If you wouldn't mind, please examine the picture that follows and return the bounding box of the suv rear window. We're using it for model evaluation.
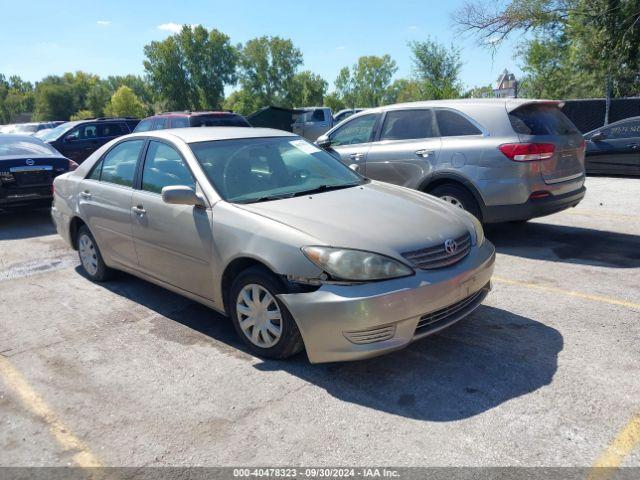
[509,104,579,136]
[190,114,250,127]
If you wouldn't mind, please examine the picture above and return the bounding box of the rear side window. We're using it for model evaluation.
[436,110,482,136]
[98,123,127,137]
[97,140,144,187]
[509,104,579,136]
[134,118,154,132]
[189,114,250,127]
[600,120,640,139]
[171,117,190,128]
[380,110,434,141]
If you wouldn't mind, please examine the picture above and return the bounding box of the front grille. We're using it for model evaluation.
[414,284,489,335]
[401,232,471,270]
[343,325,396,345]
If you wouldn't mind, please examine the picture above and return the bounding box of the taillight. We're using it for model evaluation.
[499,143,555,161]
[68,159,79,171]
[577,139,586,159]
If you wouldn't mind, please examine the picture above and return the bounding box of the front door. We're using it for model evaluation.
[587,120,640,175]
[77,139,145,268]
[365,109,441,187]
[327,113,379,175]
[131,140,215,300]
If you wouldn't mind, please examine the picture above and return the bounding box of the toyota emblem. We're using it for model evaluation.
[26,159,35,166]
[444,239,458,255]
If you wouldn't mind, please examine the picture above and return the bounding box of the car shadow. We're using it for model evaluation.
[87,268,562,422]
[485,222,640,268]
[0,208,56,240]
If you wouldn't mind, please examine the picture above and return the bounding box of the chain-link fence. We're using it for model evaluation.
[561,98,640,133]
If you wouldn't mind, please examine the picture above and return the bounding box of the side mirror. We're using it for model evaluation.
[590,131,607,142]
[316,135,332,149]
[64,134,77,142]
[161,185,206,207]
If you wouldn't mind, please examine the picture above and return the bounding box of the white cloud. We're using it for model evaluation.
[157,22,200,34]
[97,20,111,27]
[408,25,418,30]
[336,46,346,50]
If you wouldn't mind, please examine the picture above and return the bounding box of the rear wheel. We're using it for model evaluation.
[430,183,482,220]
[229,267,304,360]
[77,225,113,282]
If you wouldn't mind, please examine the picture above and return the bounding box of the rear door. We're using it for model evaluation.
[326,113,380,173]
[77,139,145,269]
[509,103,585,184]
[131,140,214,300]
[365,109,441,187]
[586,120,640,175]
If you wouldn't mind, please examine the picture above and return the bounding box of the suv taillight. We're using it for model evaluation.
[499,143,555,161]
[68,159,79,171]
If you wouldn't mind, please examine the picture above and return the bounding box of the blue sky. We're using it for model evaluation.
[0,0,522,91]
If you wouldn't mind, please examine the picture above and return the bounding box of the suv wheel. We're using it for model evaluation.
[229,267,305,360]
[430,184,481,220]
[77,225,113,282]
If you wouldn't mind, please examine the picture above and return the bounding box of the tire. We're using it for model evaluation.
[430,183,482,220]
[228,266,304,360]
[77,225,114,282]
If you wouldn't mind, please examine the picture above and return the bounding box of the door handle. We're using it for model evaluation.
[132,205,146,215]
[349,153,365,161]
[626,143,639,149]
[415,149,435,158]
[80,190,91,199]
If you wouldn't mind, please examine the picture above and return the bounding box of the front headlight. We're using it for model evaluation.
[302,246,414,282]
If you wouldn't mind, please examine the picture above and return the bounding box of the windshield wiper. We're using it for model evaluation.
[290,183,360,197]
[235,193,296,204]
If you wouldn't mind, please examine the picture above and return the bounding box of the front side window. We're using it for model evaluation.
[189,136,364,203]
[380,110,434,141]
[330,114,377,146]
[142,141,195,194]
[436,110,482,136]
[97,140,144,187]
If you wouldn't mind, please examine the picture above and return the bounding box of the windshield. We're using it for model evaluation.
[39,122,74,142]
[0,137,61,156]
[15,124,38,133]
[189,136,364,203]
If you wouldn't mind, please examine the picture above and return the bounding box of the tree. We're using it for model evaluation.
[104,86,147,118]
[0,74,35,123]
[332,55,398,108]
[144,25,238,111]
[453,0,640,122]
[287,71,327,107]
[409,39,463,99]
[236,36,304,112]
[34,82,76,120]
[70,110,95,121]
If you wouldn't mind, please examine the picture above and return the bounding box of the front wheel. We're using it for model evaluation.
[430,184,482,220]
[228,267,305,360]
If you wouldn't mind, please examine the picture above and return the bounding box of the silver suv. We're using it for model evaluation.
[317,99,586,223]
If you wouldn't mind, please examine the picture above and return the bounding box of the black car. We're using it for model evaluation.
[133,111,250,132]
[40,117,140,164]
[584,116,640,176]
[0,135,77,210]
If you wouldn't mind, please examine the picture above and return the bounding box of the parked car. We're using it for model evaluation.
[0,124,16,134]
[13,122,57,135]
[40,117,140,164]
[133,111,251,133]
[292,107,334,141]
[317,99,587,223]
[333,108,365,124]
[51,127,494,363]
[584,116,640,176]
[0,135,77,210]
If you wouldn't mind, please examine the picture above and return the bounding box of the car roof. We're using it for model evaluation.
[128,127,295,143]
[583,115,640,136]
[361,98,562,114]
[0,134,45,143]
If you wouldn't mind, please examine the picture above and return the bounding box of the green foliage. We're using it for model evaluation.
[0,74,35,123]
[236,36,304,112]
[331,55,398,108]
[34,82,77,121]
[409,38,463,99]
[70,109,95,121]
[287,71,328,107]
[104,86,147,118]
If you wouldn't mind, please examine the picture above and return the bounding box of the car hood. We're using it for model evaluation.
[233,181,473,260]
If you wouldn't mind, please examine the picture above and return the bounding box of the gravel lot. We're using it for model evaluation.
[0,176,638,468]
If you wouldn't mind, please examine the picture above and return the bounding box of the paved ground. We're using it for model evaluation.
[0,176,638,468]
